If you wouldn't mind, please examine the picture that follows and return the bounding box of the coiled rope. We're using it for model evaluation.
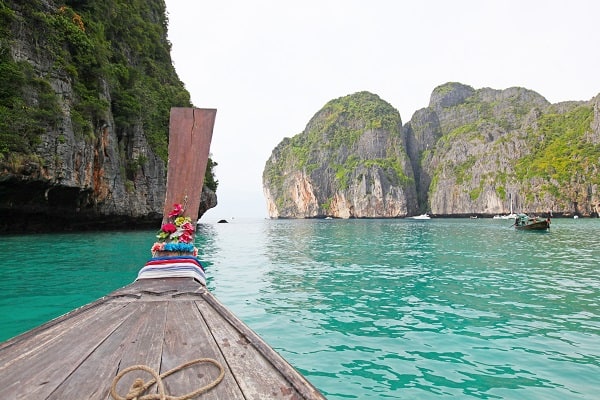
[110,358,225,400]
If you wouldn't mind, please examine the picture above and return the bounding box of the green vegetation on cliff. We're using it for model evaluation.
[310,92,410,189]
[265,84,599,218]
[264,92,410,189]
[263,91,416,217]
[0,0,189,159]
[0,0,217,190]
[515,105,598,200]
[0,55,62,153]
[424,84,599,214]
[307,91,401,147]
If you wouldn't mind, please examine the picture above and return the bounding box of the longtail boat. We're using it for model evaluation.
[0,108,326,399]
[514,213,551,231]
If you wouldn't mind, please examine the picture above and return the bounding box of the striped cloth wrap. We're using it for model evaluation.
[137,255,206,285]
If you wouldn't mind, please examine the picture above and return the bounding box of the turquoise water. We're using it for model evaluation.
[1,218,599,399]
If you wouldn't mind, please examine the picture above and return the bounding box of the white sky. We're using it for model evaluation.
[164,0,600,219]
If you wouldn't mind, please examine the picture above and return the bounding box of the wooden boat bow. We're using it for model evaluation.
[0,108,326,399]
[0,277,324,399]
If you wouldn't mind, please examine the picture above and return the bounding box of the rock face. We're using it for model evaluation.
[0,1,216,232]
[411,83,600,216]
[264,83,600,218]
[263,92,418,218]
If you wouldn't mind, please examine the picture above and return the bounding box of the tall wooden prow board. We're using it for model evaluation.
[163,107,216,224]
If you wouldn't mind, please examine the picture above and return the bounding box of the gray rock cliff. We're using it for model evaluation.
[409,82,600,216]
[263,92,418,218]
[264,83,600,218]
[0,0,216,232]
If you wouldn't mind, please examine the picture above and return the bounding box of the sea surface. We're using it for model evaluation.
[1,218,598,399]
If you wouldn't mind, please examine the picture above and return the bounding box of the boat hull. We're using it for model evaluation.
[409,214,431,220]
[515,220,550,231]
[0,278,325,399]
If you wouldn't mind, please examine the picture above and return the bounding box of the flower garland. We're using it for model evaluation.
[152,203,198,256]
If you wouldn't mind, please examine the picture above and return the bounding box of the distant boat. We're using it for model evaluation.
[514,214,551,231]
[493,194,517,219]
[410,213,431,220]
[493,213,517,220]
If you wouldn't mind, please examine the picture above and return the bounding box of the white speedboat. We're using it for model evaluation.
[493,213,517,220]
[410,213,431,220]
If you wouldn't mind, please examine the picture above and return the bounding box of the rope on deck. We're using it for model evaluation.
[110,358,225,400]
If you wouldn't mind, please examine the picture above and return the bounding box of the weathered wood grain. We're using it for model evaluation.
[1,302,133,399]
[0,278,326,400]
[198,290,325,400]
[163,108,216,223]
[48,302,160,399]
[160,299,242,399]
[107,301,169,399]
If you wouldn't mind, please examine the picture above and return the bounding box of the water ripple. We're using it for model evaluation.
[3,218,598,399]
[205,218,600,399]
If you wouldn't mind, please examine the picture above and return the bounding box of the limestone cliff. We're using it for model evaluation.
[408,82,600,216]
[264,83,600,218]
[263,92,418,218]
[0,0,217,232]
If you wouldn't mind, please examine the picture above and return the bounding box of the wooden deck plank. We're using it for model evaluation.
[0,278,326,400]
[1,302,134,399]
[108,299,170,399]
[0,298,118,357]
[47,301,161,400]
[195,298,291,399]
[160,299,243,399]
[196,292,325,399]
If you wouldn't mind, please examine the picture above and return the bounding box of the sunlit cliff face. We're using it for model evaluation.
[263,168,412,219]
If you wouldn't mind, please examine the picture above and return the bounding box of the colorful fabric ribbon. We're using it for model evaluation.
[137,256,206,285]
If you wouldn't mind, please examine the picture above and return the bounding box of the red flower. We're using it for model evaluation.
[151,242,165,252]
[181,221,194,233]
[168,203,183,218]
[162,223,177,234]
[180,231,193,243]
